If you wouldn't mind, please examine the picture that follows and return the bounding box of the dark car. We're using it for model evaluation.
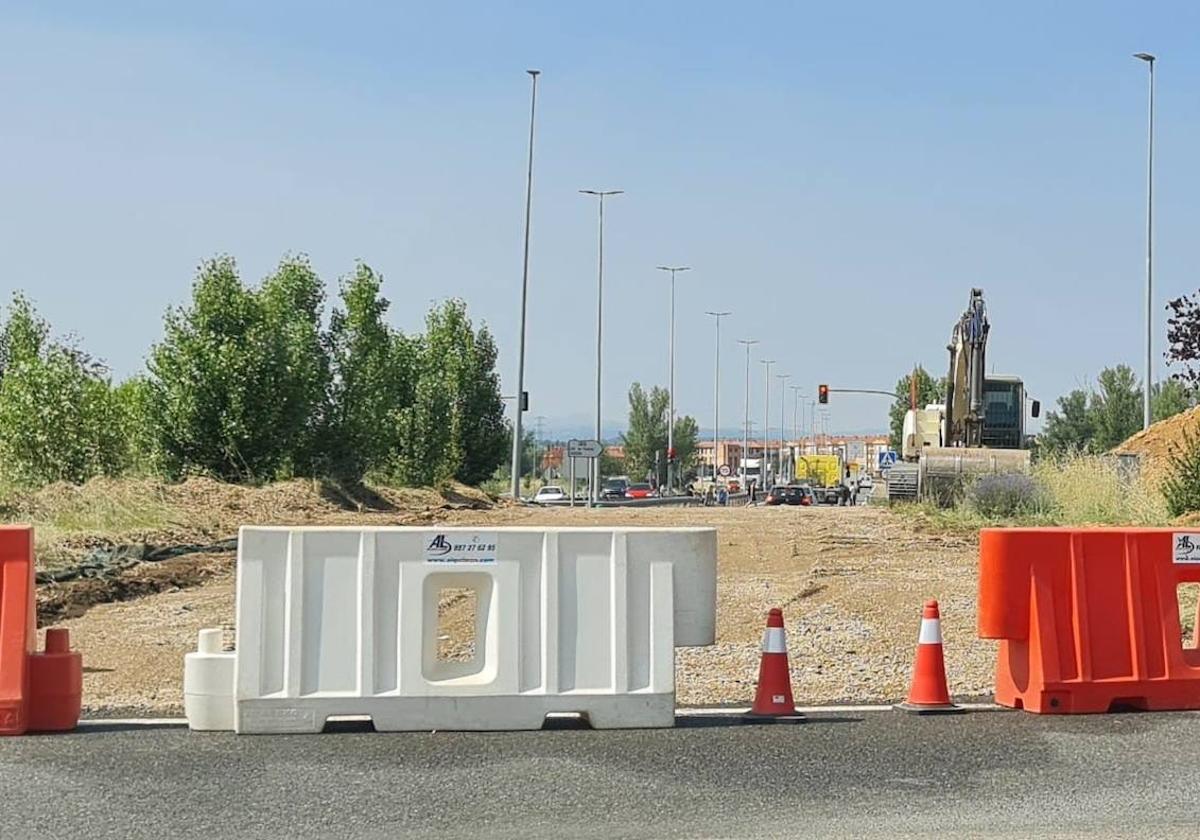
[765,485,812,506]
[601,478,630,500]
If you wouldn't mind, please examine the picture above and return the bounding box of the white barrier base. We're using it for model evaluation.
[235,693,673,733]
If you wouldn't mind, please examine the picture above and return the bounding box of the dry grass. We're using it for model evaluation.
[1,476,498,571]
[900,452,1169,532]
[1031,452,1168,526]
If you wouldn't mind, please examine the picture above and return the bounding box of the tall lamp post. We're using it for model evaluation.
[658,266,691,493]
[580,189,624,504]
[761,359,775,486]
[705,311,731,479]
[790,385,805,480]
[738,339,758,487]
[776,373,790,482]
[1134,52,1156,430]
[510,69,540,500]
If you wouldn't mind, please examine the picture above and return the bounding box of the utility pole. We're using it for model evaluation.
[790,385,804,481]
[738,339,758,488]
[580,189,623,505]
[776,373,790,483]
[510,69,540,501]
[1134,52,1156,430]
[658,266,690,493]
[761,359,775,487]
[705,311,731,479]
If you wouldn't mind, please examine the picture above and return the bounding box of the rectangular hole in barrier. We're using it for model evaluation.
[437,587,478,663]
[1178,584,1200,648]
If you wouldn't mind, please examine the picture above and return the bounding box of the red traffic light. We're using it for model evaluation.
[818,384,829,404]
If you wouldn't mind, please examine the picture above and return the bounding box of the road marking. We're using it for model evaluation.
[675,702,1003,716]
[78,718,188,727]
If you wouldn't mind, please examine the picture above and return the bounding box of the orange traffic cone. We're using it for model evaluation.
[748,607,801,718]
[896,599,962,714]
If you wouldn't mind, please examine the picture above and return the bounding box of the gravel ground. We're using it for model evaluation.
[54,501,990,716]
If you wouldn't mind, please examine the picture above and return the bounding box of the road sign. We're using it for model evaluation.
[567,439,603,459]
[718,464,732,477]
[878,450,898,469]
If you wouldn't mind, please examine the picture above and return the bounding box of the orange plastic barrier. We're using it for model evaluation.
[0,526,36,735]
[0,526,82,734]
[979,528,1200,714]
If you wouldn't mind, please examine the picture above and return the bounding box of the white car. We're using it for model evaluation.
[533,485,567,503]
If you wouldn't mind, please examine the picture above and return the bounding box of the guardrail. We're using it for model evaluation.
[531,495,702,508]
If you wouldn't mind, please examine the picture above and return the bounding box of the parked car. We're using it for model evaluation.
[624,484,655,499]
[533,485,567,503]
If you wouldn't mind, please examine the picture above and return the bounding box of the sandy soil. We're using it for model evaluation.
[54,500,992,716]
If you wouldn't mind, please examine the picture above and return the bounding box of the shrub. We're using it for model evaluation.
[967,473,1046,518]
[1162,428,1200,518]
[0,294,126,485]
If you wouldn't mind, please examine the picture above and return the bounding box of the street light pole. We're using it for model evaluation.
[580,189,624,505]
[790,385,804,480]
[776,373,790,483]
[738,339,758,488]
[510,69,540,501]
[810,399,816,455]
[705,311,731,479]
[761,359,775,486]
[658,266,691,493]
[1134,52,1156,430]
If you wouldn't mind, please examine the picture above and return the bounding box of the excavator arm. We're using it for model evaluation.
[943,288,989,448]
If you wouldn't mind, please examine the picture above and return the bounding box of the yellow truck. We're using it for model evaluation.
[794,454,843,489]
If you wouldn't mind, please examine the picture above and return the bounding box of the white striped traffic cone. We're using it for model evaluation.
[749,607,798,716]
[895,599,962,714]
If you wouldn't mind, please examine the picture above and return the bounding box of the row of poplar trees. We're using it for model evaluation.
[0,255,507,488]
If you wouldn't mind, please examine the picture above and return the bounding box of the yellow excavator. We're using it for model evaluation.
[888,289,1040,502]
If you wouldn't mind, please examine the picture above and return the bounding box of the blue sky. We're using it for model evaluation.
[2,1,1198,438]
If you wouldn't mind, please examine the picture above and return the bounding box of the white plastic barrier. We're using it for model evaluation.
[184,526,716,733]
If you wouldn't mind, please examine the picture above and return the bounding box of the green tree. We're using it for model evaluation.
[672,415,700,481]
[427,300,506,486]
[147,255,323,481]
[598,446,625,480]
[1040,389,1096,454]
[888,367,946,450]
[111,376,161,475]
[1153,378,1194,423]
[325,264,413,480]
[259,256,331,475]
[620,383,670,484]
[389,300,496,488]
[0,294,126,485]
[1090,364,1143,451]
[499,425,538,481]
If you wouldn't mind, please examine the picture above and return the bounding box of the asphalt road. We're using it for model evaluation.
[3,709,1199,839]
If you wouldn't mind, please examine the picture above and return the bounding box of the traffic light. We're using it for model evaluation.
[818,384,829,404]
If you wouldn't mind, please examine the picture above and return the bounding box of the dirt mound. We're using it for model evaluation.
[1113,405,1200,488]
[10,476,498,623]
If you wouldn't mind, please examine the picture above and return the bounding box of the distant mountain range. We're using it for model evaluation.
[532,420,888,443]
